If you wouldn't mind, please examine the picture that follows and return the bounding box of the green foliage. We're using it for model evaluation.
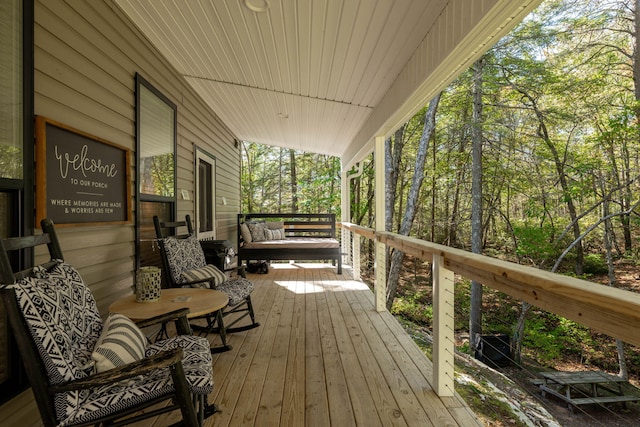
[523,315,592,362]
[391,292,433,325]
[241,142,341,215]
[0,144,22,179]
[512,225,558,263]
[454,281,471,331]
[582,253,609,275]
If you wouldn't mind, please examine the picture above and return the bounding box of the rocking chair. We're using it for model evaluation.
[153,215,260,347]
[0,218,216,427]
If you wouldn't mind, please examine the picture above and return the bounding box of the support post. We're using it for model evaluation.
[340,166,350,266]
[432,253,455,396]
[374,136,386,312]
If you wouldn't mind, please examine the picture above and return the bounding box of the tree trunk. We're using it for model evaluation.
[431,135,437,241]
[512,302,532,365]
[242,142,253,212]
[623,0,639,252]
[386,93,442,310]
[602,174,628,379]
[289,149,298,213]
[385,127,405,233]
[520,89,584,275]
[469,57,484,351]
[278,148,283,213]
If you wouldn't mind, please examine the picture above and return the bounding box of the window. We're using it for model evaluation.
[0,0,33,403]
[138,82,175,197]
[0,0,23,180]
[195,147,216,239]
[135,75,176,272]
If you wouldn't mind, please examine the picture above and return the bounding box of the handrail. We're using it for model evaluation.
[340,222,640,351]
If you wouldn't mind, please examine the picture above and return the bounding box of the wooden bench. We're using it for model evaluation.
[238,213,342,274]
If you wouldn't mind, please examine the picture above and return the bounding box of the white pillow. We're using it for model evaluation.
[91,314,147,373]
[264,228,286,240]
[272,228,286,239]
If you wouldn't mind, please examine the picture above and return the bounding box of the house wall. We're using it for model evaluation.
[0,1,240,421]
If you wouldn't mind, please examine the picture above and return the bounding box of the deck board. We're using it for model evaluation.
[200,263,482,427]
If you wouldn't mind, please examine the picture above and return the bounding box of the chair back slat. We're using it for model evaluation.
[0,219,73,426]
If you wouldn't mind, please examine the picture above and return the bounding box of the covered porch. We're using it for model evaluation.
[0,263,480,426]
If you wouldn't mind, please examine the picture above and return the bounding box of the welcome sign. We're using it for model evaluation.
[36,116,132,226]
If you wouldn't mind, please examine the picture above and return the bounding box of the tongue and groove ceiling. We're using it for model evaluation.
[116,0,541,165]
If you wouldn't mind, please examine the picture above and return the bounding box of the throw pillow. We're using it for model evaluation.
[240,222,252,243]
[181,264,227,288]
[265,221,284,230]
[264,228,286,240]
[247,222,267,242]
[162,235,208,284]
[91,314,147,373]
[264,228,274,240]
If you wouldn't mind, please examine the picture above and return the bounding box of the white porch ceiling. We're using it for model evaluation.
[115,0,541,165]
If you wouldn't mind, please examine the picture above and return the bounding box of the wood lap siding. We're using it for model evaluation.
[32,0,240,314]
[1,1,240,421]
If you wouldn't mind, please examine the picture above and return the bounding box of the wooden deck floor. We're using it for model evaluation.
[0,263,481,427]
[197,263,480,427]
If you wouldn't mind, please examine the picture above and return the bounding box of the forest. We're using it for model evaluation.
[241,0,640,419]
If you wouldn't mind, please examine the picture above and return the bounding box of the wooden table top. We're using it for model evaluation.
[541,370,627,385]
[109,288,229,321]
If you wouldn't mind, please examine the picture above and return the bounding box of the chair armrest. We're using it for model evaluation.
[49,347,184,393]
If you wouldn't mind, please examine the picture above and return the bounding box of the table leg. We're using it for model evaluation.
[210,309,232,354]
[564,385,574,412]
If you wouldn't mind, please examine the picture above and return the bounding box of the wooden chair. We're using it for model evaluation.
[153,215,259,345]
[0,218,216,427]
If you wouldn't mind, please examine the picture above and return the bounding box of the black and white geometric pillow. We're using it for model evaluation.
[162,235,208,284]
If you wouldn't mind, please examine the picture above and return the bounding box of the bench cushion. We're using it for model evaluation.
[11,261,102,385]
[243,237,340,249]
[61,335,213,426]
[217,278,254,305]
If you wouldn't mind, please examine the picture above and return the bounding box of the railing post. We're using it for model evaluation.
[375,239,386,311]
[342,229,351,268]
[352,232,361,280]
[432,253,454,396]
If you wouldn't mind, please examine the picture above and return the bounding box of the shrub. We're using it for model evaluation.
[582,253,609,275]
[391,294,433,325]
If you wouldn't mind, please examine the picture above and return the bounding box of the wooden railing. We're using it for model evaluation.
[339,222,640,397]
